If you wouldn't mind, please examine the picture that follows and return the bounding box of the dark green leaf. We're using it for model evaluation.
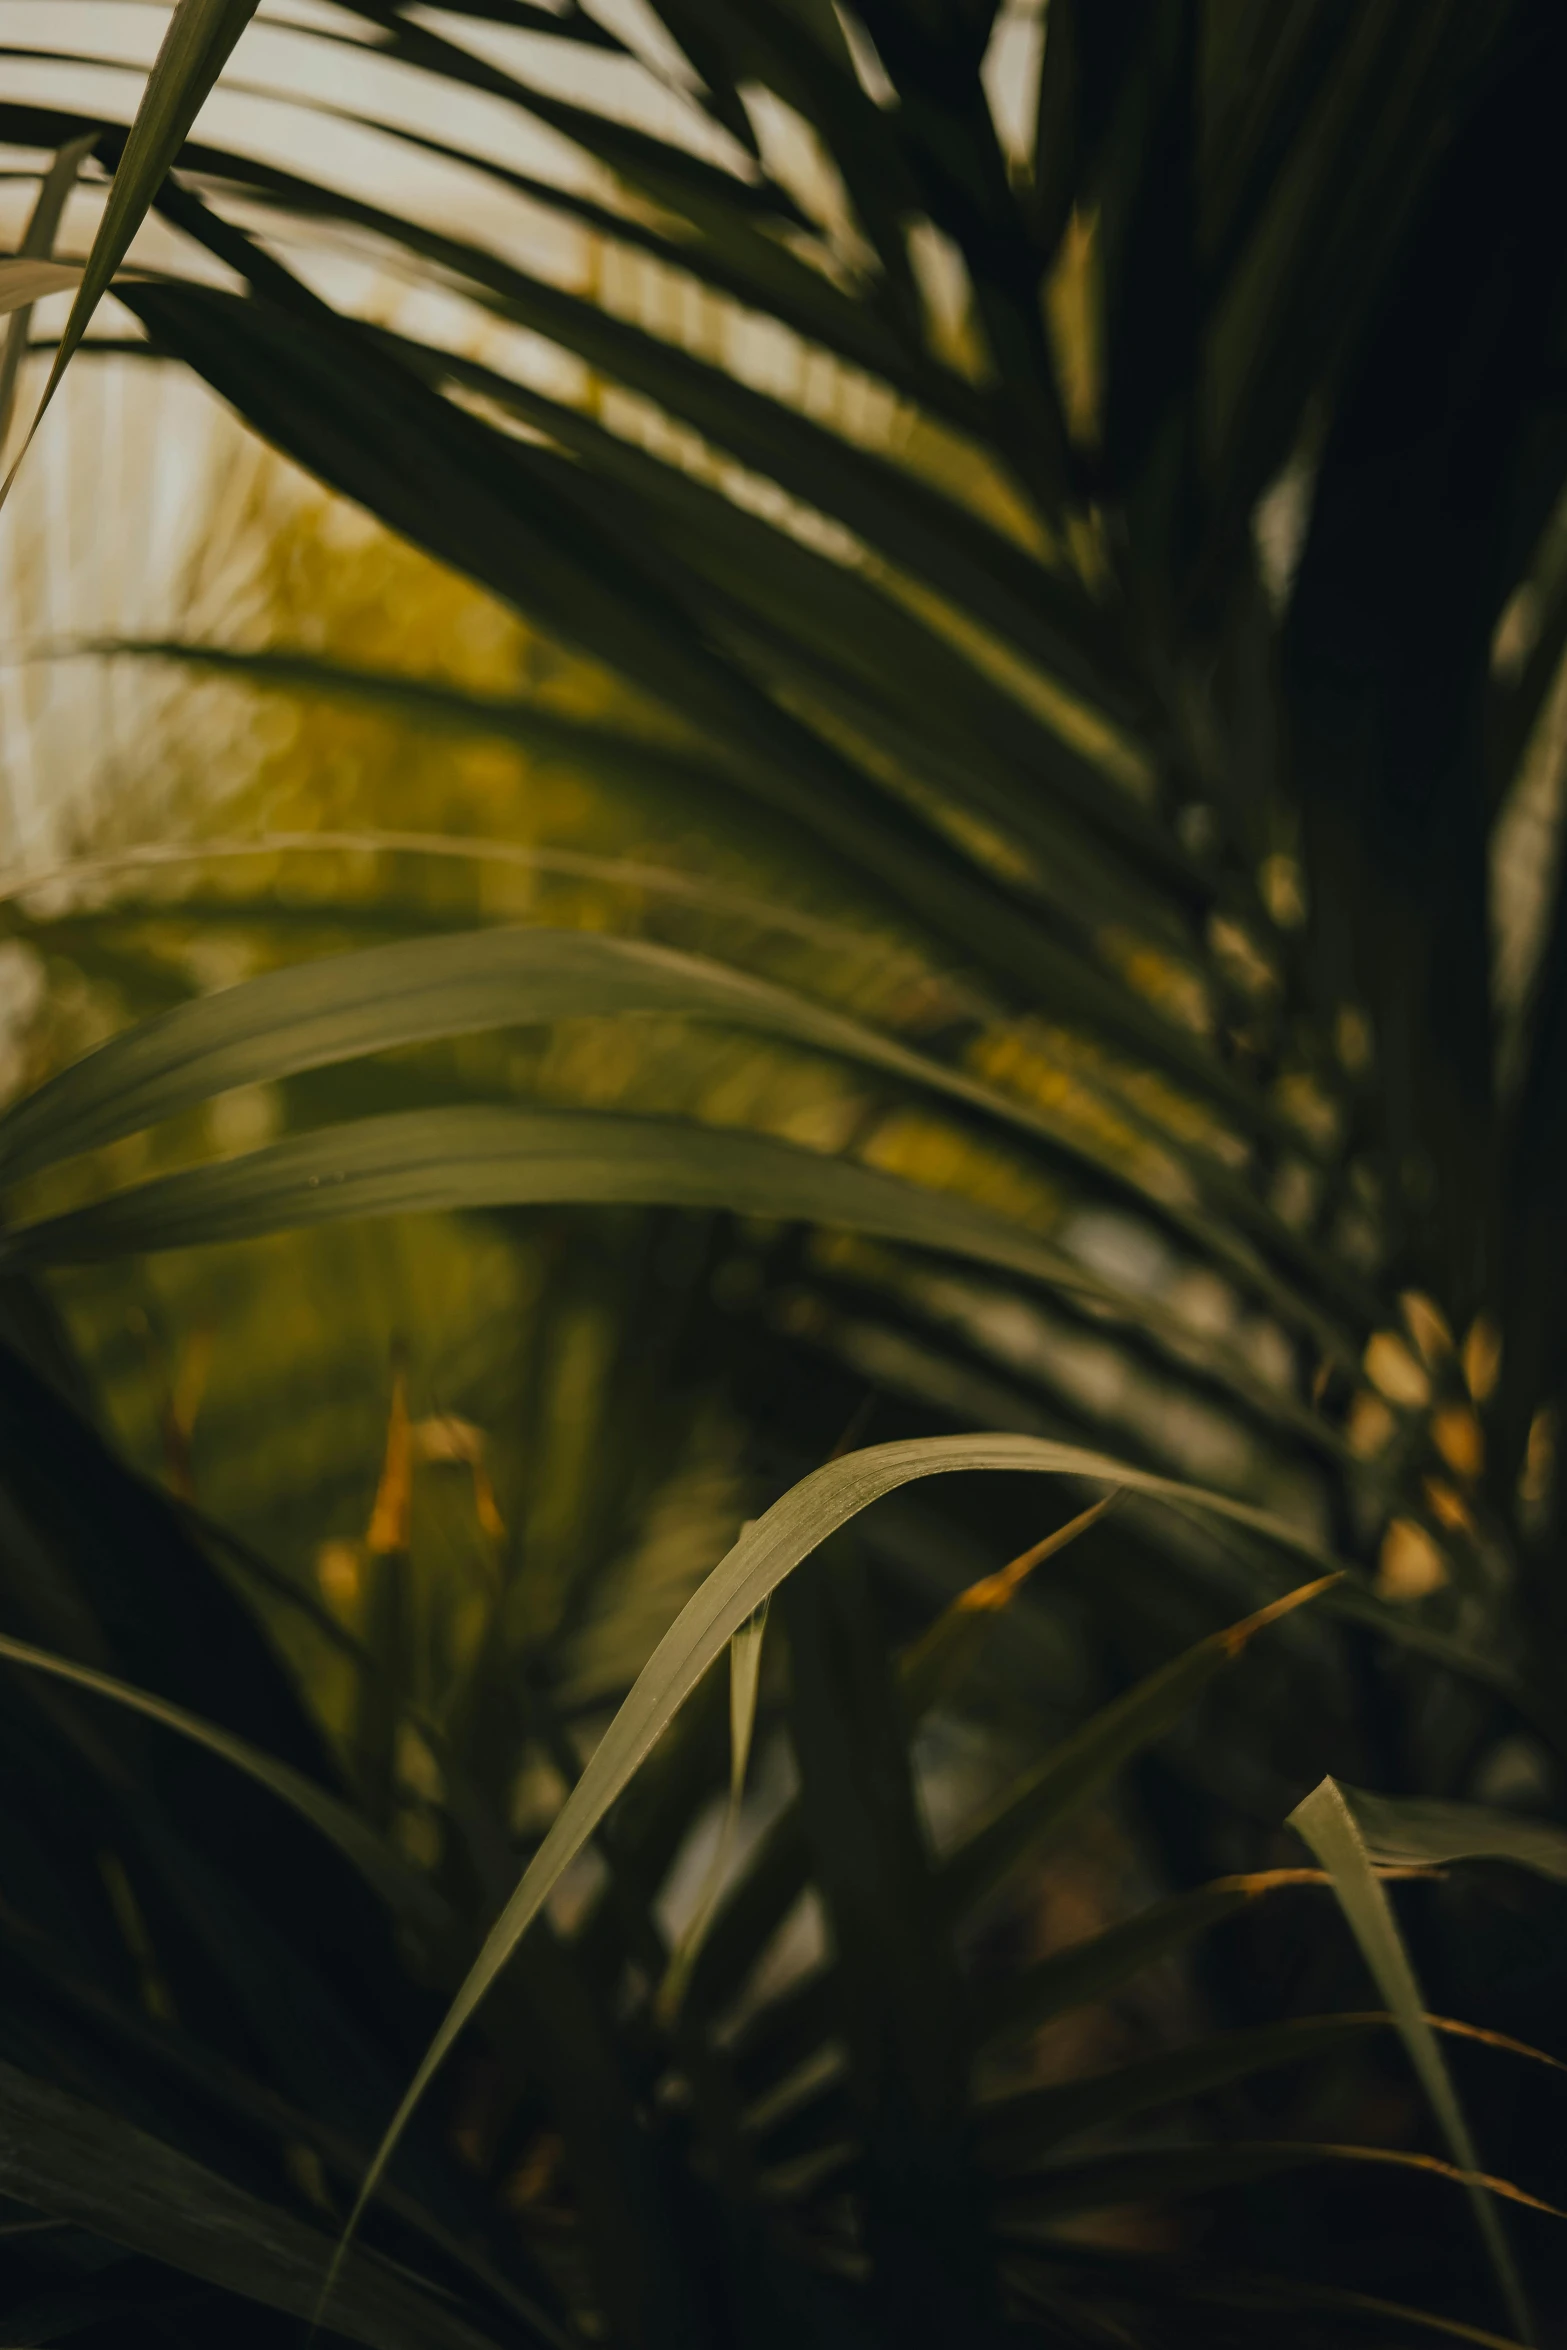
[0,1626,446,1936]
[0,2058,523,2350]
[941,1576,1334,1917]
[980,2013,1389,2170]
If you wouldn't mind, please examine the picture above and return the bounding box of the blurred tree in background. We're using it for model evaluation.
[1,4,1567,2344]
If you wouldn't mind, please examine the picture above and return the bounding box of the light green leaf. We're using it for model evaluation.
[1341,1786,1567,1884]
[0,1106,1078,1278]
[0,1626,446,1938]
[1288,1777,1536,2345]
[13,759,1356,1347]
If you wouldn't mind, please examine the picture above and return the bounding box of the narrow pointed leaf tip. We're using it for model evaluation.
[324,1435,1342,2319]
[1,0,260,503]
[952,1492,1120,1613]
[657,1595,771,2023]
[1289,1777,1538,2344]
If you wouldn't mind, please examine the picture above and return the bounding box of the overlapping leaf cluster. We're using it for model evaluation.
[3,2,1567,2343]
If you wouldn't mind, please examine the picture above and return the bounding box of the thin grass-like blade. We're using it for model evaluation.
[729,1600,769,1797]
[0,1100,1345,1446]
[0,137,95,445]
[1193,2279,1531,2350]
[1289,1777,1536,2344]
[0,1627,444,1935]
[1,0,259,499]
[322,1439,1349,2309]
[975,1869,1336,2052]
[0,2060,517,2350]
[0,926,1176,1189]
[896,1495,1119,1720]
[689,1501,1120,2048]
[0,915,1345,1345]
[979,2012,1561,2172]
[942,1578,1337,1919]
[995,2138,1566,2226]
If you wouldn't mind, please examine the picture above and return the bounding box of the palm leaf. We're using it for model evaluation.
[11,4,1567,2335]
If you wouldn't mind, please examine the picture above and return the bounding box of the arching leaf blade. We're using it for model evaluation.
[0,914,1351,1353]
[0,1102,1349,1449]
[320,1438,1385,2310]
[0,925,1178,1189]
[0,1626,445,1937]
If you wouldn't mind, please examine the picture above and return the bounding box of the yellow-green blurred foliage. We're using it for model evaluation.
[2,441,1289,1772]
